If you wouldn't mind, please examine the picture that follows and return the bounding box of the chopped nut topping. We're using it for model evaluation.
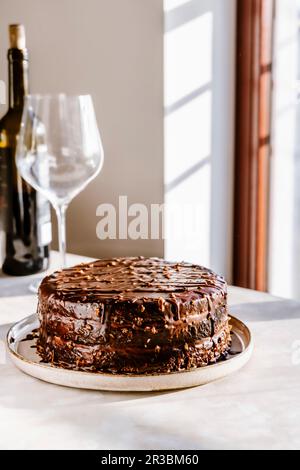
[158,297,165,312]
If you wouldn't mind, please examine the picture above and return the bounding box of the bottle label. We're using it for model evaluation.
[36,192,52,247]
[0,131,9,232]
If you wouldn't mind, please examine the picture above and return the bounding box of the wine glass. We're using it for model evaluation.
[16,94,104,290]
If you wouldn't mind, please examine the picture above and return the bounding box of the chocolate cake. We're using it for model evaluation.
[37,257,231,374]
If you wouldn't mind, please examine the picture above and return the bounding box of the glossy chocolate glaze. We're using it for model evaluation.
[37,257,231,374]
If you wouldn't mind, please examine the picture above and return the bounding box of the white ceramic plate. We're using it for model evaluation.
[6,314,253,392]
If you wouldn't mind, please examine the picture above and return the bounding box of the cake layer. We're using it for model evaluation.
[37,323,231,374]
[38,300,228,346]
[37,257,231,374]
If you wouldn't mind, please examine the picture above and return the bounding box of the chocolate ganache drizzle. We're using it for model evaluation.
[37,257,232,374]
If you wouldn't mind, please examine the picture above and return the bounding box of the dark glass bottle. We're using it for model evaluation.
[0,24,51,276]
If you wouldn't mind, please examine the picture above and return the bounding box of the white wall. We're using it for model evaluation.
[269,0,300,299]
[164,0,236,279]
[0,0,164,259]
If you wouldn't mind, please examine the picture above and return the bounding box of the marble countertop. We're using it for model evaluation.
[0,252,300,450]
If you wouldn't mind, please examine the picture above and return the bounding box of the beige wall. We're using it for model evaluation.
[0,0,164,258]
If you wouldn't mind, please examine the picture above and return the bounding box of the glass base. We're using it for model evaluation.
[28,279,41,294]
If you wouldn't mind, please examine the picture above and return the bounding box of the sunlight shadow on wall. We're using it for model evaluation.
[164,0,213,266]
[164,0,235,279]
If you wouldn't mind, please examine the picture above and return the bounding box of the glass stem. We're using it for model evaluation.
[55,204,68,268]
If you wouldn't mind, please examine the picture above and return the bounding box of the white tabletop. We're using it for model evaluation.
[0,252,299,450]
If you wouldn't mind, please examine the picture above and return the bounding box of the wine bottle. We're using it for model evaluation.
[0,24,51,276]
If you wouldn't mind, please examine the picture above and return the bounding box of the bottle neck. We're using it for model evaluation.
[8,48,29,110]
